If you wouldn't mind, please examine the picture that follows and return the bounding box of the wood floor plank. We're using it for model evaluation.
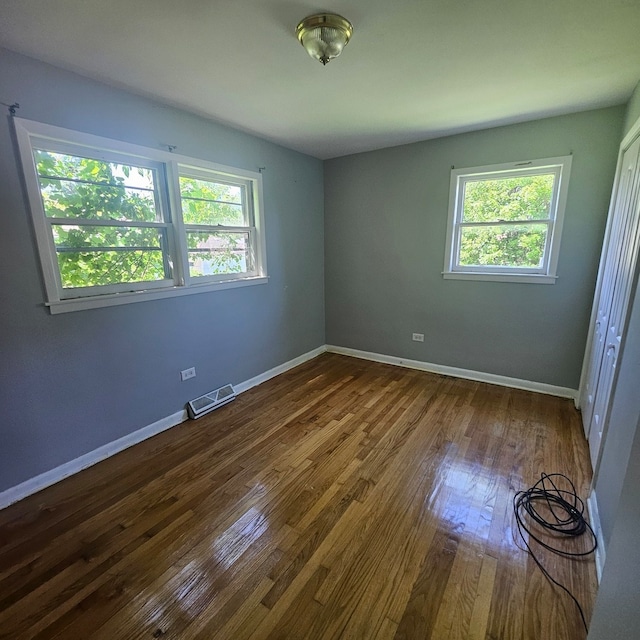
[468,554,498,640]
[0,353,597,639]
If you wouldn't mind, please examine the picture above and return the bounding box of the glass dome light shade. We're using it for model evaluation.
[296,14,353,65]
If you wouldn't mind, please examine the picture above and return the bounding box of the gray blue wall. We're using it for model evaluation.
[324,108,624,388]
[0,49,325,492]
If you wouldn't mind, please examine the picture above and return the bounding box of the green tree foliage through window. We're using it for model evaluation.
[179,175,251,277]
[459,174,554,268]
[34,150,169,288]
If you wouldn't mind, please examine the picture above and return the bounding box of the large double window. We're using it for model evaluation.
[444,156,572,283]
[15,119,266,313]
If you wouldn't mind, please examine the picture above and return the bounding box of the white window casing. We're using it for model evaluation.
[443,156,572,284]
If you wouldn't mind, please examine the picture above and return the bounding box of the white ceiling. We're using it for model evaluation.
[1,0,640,159]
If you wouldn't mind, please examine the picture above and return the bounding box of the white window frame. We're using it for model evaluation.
[177,165,259,283]
[443,156,572,284]
[14,118,267,313]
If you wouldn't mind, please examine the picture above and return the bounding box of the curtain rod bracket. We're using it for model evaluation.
[1,101,20,115]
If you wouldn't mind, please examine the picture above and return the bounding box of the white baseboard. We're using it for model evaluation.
[326,345,579,401]
[0,409,187,511]
[234,345,327,394]
[0,345,327,511]
[587,490,606,583]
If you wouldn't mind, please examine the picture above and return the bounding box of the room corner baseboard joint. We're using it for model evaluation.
[325,344,579,401]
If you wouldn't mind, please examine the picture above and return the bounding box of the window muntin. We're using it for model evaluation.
[14,118,266,312]
[444,157,571,283]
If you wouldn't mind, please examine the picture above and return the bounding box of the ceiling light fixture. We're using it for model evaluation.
[296,13,353,66]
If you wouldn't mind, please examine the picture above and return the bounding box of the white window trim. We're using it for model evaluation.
[443,155,572,284]
[13,118,268,313]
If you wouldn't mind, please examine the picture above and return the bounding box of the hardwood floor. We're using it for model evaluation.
[0,353,597,639]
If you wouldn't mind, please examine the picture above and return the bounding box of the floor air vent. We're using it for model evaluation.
[187,384,236,419]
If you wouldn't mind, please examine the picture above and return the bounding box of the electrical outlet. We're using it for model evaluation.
[180,367,196,381]
[412,333,424,342]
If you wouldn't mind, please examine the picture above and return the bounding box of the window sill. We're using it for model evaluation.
[442,271,557,284]
[46,276,269,314]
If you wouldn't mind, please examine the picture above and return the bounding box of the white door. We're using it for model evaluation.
[582,137,640,432]
[583,134,640,470]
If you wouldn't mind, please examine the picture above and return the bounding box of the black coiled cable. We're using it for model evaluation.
[513,472,598,632]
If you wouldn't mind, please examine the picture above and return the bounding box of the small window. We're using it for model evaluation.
[443,156,572,283]
[14,118,267,313]
[179,170,257,280]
